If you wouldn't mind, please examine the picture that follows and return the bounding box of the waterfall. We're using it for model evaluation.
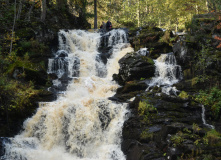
[136,48,149,56]
[147,52,182,95]
[201,105,215,129]
[1,29,134,160]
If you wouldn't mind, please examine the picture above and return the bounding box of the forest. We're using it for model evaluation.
[0,0,221,159]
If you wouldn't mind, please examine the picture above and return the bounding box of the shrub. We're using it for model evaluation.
[178,91,189,99]
[203,129,221,145]
[195,87,221,119]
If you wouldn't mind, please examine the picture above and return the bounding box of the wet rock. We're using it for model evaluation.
[113,53,155,85]
[149,42,173,59]
[24,68,48,86]
[48,73,58,80]
[34,90,57,102]
[173,40,189,69]
[121,91,209,160]
[57,50,68,57]
[0,138,10,157]
[122,140,164,160]
[117,81,148,94]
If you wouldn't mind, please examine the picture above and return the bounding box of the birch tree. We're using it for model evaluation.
[41,0,46,21]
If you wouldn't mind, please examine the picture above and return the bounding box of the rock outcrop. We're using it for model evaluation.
[113,52,155,85]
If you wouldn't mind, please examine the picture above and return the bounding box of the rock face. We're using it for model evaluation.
[118,13,221,160]
[129,26,173,59]
[113,52,155,85]
[173,12,221,87]
[0,138,10,157]
[120,90,221,160]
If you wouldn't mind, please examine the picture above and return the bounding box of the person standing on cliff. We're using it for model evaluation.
[106,18,112,31]
[100,21,106,32]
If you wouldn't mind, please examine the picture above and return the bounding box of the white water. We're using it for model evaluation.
[147,53,182,95]
[136,48,149,56]
[2,29,134,160]
[201,105,215,129]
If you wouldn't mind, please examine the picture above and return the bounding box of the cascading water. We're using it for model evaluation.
[1,29,134,160]
[201,105,215,129]
[136,48,149,56]
[147,52,182,95]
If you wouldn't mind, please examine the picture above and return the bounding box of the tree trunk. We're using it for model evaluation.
[26,0,35,21]
[41,0,46,21]
[10,0,17,55]
[94,0,97,29]
[56,0,62,10]
[206,0,209,12]
[137,0,140,27]
[195,4,199,14]
[16,0,23,20]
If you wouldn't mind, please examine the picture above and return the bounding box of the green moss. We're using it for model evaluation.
[140,129,153,140]
[195,87,221,119]
[171,131,185,147]
[192,123,201,134]
[138,101,156,116]
[204,129,221,146]
[191,77,199,86]
[183,69,192,79]
[142,56,154,65]
[178,91,189,99]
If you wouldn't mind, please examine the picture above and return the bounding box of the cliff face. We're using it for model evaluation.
[113,14,221,160]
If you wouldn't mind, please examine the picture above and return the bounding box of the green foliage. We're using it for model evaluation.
[0,76,39,111]
[18,40,49,57]
[194,40,217,83]
[171,131,185,147]
[178,91,189,99]
[138,100,157,122]
[203,154,213,160]
[86,0,209,30]
[138,101,156,116]
[140,129,153,140]
[142,56,154,65]
[203,129,221,145]
[192,123,201,134]
[195,87,221,119]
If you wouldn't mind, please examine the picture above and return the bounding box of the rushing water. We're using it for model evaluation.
[147,52,183,95]
[1,29,133,160]
[201,105,215,129]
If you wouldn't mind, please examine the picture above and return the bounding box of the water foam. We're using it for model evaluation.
[1,29,134,160]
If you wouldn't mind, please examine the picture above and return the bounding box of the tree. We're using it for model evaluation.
[10,0,17,55]
[94,0,97,29]
[41,0,46,21]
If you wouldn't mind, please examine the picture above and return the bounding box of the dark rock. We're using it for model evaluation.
[35,90,57,102]
[113,53,155,85]
[167,147,183,160]
[24,69,48,86]
[121,90,209,160]
[57,50,68,57]
[122,140,164,160]
[48,73,58,80]
[117,81,148,94]
[149,42,173,59]
[0,137,10,157]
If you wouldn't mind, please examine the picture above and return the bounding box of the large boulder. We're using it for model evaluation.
[121,91,221,160]
[113,52,155,85]
[129,26,173,59]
